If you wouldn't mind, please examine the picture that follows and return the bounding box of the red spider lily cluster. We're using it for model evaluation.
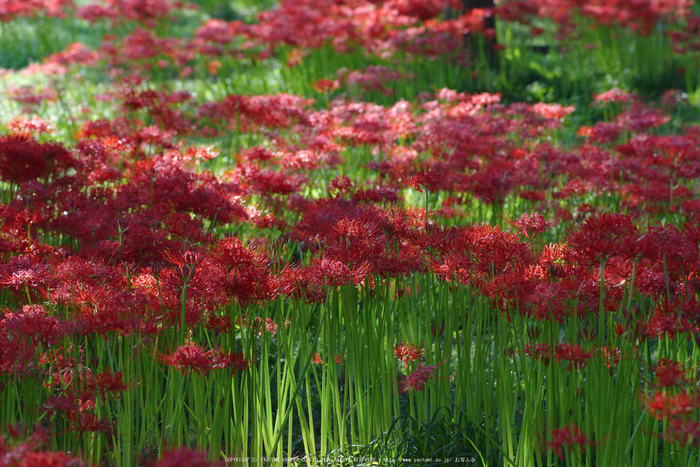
[5,0,698,82]
[0,0,74,22]
[0,80,699,459]
[495,0,694,37]
[640,359,700,446]
[0,425,87,466]
[545,423,596,460]
[1,0,700,464]
[397,361,445,393]
[159,343,248,377]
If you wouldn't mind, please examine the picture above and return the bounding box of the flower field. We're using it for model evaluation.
[1,0,700,466]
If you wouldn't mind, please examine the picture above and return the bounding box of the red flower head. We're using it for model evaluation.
[0,134,76,185]
[644,391,700,421]
[159,343,212,377]
[67,412,112,436]
[162,250,203,284]
[655,359,689,388]
[510,212,554,239]
[394,341,424,369]
[315,79,340,93]
[397,361,446,393]
[2,305,66,347]
[91,369,134,398]
[160,344,248,378]
[665,418,700,447]
[592,88,637,106]
[213,349,249,376]
[408,169,447,193]
[327,175,354,198]
[524,343,552,366]
[546,423,595,460]
[554,343,591,371]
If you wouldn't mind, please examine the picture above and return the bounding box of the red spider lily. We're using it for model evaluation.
[205,315,231,334]
[431,223,533,284]
[255,317,278,335]
[159,344,248,378]
[645,300,698,339]
[524,343,551,366]
[615,103,671,133]
[307,257,373,287]
[554,343,592,371]
[223,264,278,308]
[596,346,623,371]
[315,79,340,93]
[310,351,343,365]
[162,250,203,284]
[408,169,447,193]
[207,59,222,75]
[235,315,280,336]
[43,394,80,416]
[277,266,327,304]
[664,418,700,447]
[532,102,575,120]
[527,326,542,341]
[394,341,424,369]
[7,115,53,135]
[568,213,638,266]
[655,359,690,388]
[1,305,66,347]
[66,412,112,436]
[0,134,77,185]
[577,122,621,143]
[40,343,86,372]
[159,343,212,377]
[592,88,637,106]
[211,350,248,377]
[0,423,87,465]
[509,212,554,239]
[77,0,179,28]
[212,237,268,273]
[91,370,134,398]
[0,336,35,376]
[332,218,382,242]
[644,391,700,421]
[430,322,444,337]
[525,282,571,323]
[343,66,409,96]
[397,361,446,393]
[661,89,689,108]
[198,93,313,131]
[7,85,56,111]
[24,42,100,76]
[327,175,354,197]
[546,423,595,460]
[235,164,306,195]
[0,0,75,22]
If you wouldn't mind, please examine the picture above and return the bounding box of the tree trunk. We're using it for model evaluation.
[461,0,497,68]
